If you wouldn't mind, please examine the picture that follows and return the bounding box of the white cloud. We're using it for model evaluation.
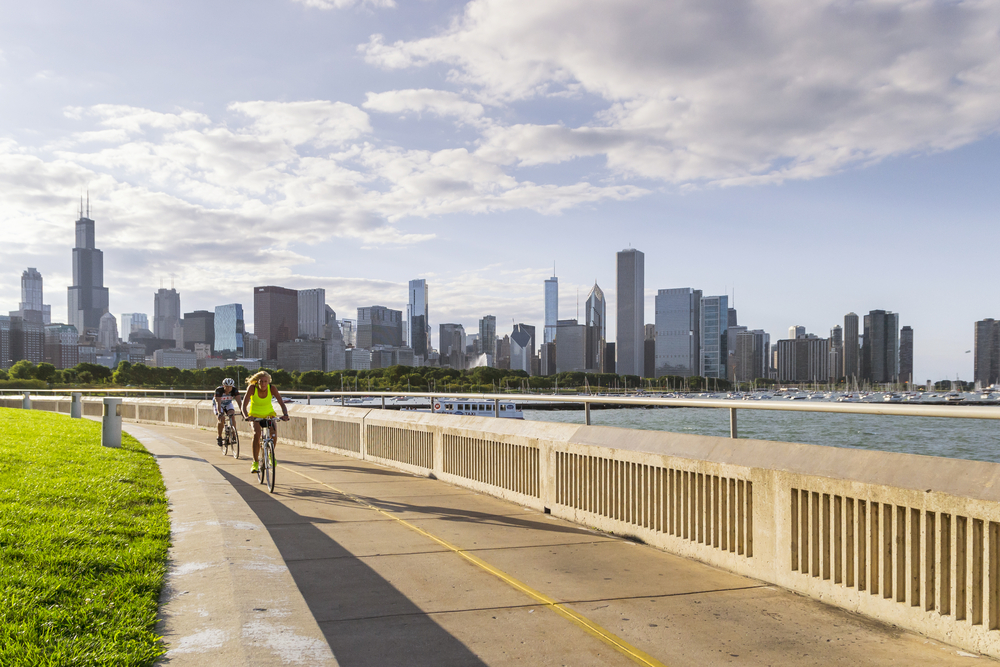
[363,89,486,125]
[361,0,1000,184]
[290,0,395,9]
[230,100,372,147]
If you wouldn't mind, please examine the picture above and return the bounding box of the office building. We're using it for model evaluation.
[862,310,900,384]
[732,329,769,383]
[242,332,268,360]
[479,315,497,361]
[602,342,616,374]
[513,323,536,366]
[439,323,466,369]
[700,295,728,379]
[341,319,356,347]
[644,324,656,378]
[899,326,913,386]
[584,283,605,373]
[843,313,860,383]
[556,319,586,373]
[407,279,430,348]
[152,348,197,370]
[510,327,532,374]
[14,268,49,325]
[829,325,843,382]
[214,304,245,356]
[788,325,805,340]
[120,313,148,336]
[975,319,1000,386]
[67,202,110,334]
[544,274,558,345]
[777,334,830,382]
[357,306,403,349]
[255,286,298,360]
[182,310,214,353]
[1,315,44,367]
[616,248,644,377]
[297,288,326,340]
[654,288,702,378]
[728,308,738,328]
[278,339,324,372]
[323,320,347,371]
[153,288,181,340]
[44,324,79,369]
[97,312,119,349]
[725,325,747,382]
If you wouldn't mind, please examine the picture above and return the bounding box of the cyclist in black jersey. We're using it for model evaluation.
[214,378,242,447]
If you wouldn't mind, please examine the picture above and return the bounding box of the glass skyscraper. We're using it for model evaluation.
[408,279,429,349]
[297,288,326,340]
[699,294,728,379]
[544,274,558,344]
[654,288,701,378]
[215,304,245,355]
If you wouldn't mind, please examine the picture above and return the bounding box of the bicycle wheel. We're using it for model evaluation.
[264,441,275,493]
[257,437,267,484]
[231,426,240,460]
[222,425,230,456]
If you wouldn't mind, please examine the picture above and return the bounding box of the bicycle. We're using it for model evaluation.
[222,413,240,460]
[256,417,276,493]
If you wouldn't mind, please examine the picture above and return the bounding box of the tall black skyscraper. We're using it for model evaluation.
[67,197,109,335]
[861,310,899,384]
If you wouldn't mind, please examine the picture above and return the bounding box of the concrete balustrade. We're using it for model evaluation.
[6,393,1000,658]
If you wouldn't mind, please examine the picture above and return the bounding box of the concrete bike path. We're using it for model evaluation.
[125,423,338,666]
[135,421,992,667]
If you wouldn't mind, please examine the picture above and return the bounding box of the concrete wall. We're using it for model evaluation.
[6,394,1000,658]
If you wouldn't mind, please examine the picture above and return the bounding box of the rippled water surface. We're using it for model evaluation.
[523,407,1000,464]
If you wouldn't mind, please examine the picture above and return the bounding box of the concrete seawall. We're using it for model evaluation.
[7,394,1000,658]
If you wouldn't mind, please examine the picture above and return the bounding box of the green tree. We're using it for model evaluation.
[9,360,37,380]
[112,361,133,386]
[299,370,325,388]
[34,362,57,383]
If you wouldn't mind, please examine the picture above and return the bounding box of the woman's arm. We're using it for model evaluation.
[240,388,251,418]
[271,387,290,421]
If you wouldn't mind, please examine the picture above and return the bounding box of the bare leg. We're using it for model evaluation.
[252,421,262,462]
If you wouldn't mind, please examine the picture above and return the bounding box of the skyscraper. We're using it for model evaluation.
[616,248,644,377]
[513,323,536,366]
[214,304,245,356]
[829,325,843,382]
[584,282,605,373]
[15,268,49,324]
[700,295,728,379]
[183,310,215,352]
[120,313,148,336]
[862,310,900,384]
[439,323,466,368]
[975,320,1000,386]
[254,286,298,360]
[297,288,326,340]
[357,306,402,349]
[97,312,119,349]
[788,325,805,339]
[67,201,110,334]
[843,313,860,383]
[544,274,558,344]
[408,279,429,348]
[154,289,181,340]
[479,315,497,360]
[899,326,913,386]
[654,288,702,378]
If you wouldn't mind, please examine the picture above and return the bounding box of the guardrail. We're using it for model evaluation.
[3,388,1000,438]
[4,393,1000,657]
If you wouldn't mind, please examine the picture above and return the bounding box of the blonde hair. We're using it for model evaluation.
[246,371,272,386]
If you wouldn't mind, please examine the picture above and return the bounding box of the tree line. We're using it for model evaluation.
[0,360,741,393]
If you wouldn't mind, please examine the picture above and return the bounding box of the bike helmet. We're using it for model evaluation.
[222,378,235,387]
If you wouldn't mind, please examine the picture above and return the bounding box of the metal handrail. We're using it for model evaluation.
[4,388,1000,438]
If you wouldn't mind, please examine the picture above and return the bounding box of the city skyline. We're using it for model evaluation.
[2,2,999,381]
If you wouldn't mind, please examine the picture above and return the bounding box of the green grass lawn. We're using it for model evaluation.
[0,408,169,666]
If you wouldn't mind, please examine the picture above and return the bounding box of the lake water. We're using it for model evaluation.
[523,407,1000,464]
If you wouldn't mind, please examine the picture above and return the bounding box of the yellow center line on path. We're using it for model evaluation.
[282,464,669,667]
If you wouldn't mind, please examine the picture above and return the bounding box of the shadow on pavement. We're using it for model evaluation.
[217,468,487,667]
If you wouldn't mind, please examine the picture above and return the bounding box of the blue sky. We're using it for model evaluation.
[1,0,999,381]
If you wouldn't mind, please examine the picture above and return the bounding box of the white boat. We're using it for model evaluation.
[427,398,523,419]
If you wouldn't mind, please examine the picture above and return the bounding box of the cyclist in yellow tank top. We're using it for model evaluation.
[240,371,289,474]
